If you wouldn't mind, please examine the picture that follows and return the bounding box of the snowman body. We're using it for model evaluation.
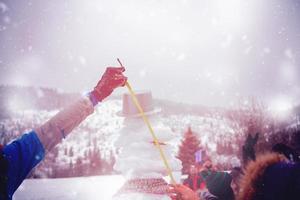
[113,117,182,200]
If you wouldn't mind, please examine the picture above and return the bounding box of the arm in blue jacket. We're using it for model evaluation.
[2,96,94,199]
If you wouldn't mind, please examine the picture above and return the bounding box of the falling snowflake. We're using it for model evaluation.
[3,15,10,24]
[139,69,147,77]
[78,56,86,66]
[0,2,8,13]
[284,48,293,59]
[176,53,186,61]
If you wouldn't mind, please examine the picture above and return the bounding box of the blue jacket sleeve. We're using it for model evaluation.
[3,131,45,197]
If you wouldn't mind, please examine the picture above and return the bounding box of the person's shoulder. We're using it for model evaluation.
[3,130,45,158]
[14,131,43,147]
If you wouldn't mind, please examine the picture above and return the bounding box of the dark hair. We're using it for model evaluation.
[0,145,8,199]
[272,143,300,162]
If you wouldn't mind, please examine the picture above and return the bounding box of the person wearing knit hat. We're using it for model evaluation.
[200,169,234,200]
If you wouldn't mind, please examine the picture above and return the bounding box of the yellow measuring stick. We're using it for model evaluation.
[117,58,176,184]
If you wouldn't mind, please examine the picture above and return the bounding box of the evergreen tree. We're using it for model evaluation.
[75,157,84,176]
[87,147,102,175]
[69,147,74,157]
[69,160,74,177]
[106,150,116,174]
[64,147,68,156]
[177,126,201,174]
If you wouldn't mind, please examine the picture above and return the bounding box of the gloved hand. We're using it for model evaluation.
[90,67,127,105]
[168,184,200,200]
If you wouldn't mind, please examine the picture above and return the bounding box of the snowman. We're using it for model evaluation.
[113,91,182,200]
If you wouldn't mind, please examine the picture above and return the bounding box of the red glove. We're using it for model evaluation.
[90,67,127,104]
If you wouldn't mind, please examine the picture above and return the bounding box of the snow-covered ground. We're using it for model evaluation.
[14,175,125,200]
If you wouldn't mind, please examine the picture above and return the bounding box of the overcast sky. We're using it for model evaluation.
[0,0,299,107]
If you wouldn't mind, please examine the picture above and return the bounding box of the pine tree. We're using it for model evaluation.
[177,126,201,174]
[75,157,84,176]
[64,147,68,156]
[89,147,102,175]
[69,160,74,177]
[69,147,74,157]
[107,150,116,174]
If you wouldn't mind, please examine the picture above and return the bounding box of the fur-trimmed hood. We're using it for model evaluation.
[238,153,287,200]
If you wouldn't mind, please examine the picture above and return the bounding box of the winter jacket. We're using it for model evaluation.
[238,153,300,200]
[0,96,94,200]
